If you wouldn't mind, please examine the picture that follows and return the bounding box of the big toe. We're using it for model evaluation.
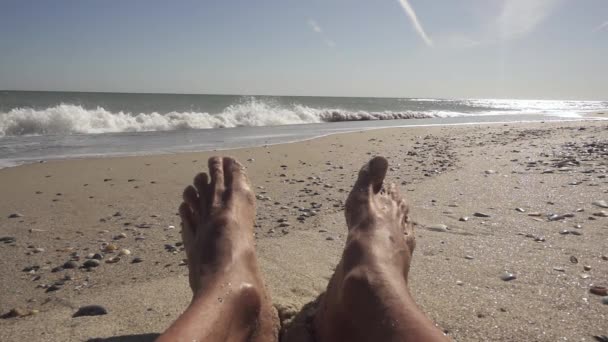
[354,156,389,194]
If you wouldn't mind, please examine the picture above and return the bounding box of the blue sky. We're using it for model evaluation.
[0,0,606,99]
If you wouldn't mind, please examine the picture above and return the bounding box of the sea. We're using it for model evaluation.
[0,91,606,168]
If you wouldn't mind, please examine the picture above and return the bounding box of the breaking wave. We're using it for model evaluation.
[0,100,438,137]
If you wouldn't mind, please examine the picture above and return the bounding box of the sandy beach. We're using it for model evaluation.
[1,120,607,341]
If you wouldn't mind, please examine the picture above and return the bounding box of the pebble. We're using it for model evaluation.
[106,256,120,264]
[83,259,100,268]
[464,255,474,260]
[501,273,516,281]
[553,267,565,272]
[32,248,45,253]
[113,233,127,240]
[569,256,578,264]
[459,217,469,222]
[93,253,104,260]
[118,249,131,256]
[592,200,608,208]
[584,265,592,271]
[603,297,608,305]
[427,224,448,232]
[63,261,79,269]
[473,212,491,218]
[527,212,542,217]
[103,244,118,252]
[515,208,526,213]
[590,286,608,296]
[593,211,608,217]
[1,308,35,319]
[73,305,108,317]
[131,257,144,264]
[326,237,334,241]
[8,213,24,218]
[456,281,464,286]
[0,237,16,244]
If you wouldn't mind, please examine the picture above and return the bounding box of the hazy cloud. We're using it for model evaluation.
[397,0,433,47]
[593,21,608,32]
[307,19,335,48]
[497,0,560,39]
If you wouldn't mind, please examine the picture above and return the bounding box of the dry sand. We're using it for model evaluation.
[1,120,607,341]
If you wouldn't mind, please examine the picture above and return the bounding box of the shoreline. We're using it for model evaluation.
[1,114,606,170]
[1,120,607,341]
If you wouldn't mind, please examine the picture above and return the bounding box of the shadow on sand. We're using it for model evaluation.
[87,333,160,342]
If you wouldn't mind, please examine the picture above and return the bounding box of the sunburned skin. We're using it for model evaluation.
[158,156,448,342]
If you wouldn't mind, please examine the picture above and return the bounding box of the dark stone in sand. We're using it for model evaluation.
[500,273,516,281]
[51,266,64,273]
[92,253,104,260]
[73,305,108,317]
[0,236,16,244]
[46,284,62,292]
[8,213,23,218]
[590,286,608,296]
[473,212,491,218]
[132,257,144,264]
[63,261,79,269]
[23,265,40,272]
[83,259,100,268]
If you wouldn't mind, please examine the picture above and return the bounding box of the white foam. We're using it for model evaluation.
[0,99,439,136]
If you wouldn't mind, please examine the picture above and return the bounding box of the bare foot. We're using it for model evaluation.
[179,156,279,341]
[314,157,446,342]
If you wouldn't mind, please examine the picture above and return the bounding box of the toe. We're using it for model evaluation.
[179,202,195,250]
[223,157,251,191]
[208,156,226,206]
[353,156,388,196]
[183,185,199,214]
[194,172,210,212]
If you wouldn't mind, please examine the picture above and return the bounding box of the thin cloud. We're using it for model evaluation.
[497,0,560,39]
[593,21,608,32]
[307,19,335,48]
[397,0,433,47]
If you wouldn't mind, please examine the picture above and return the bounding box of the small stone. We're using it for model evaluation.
[515,208,525,213]
[8,213,24,218]
[0,236,16,244]
[484,170,496,175]
[473,212,491,218]
[603,297,608,305]
[106,256,120,264]
[456,280,464,286]
[83,259,100,268]
[464,255,474,260]
[118,249,131,256]
[73,305,108,317]
[593,211,608,217]
[63,261,79,269]
[46,284,62,292]
[569,230,582,236]
[590,286,608,296]
[592,200,608,209]
[278,223,290,228]
[32,248,45,253]
[584,265,592,271]
[553,267,565,272]
[527,212,542,217]
[559,230,570,235]
[92,253,104,260]
[113,233,127,240]
[326,236,334,241]
[103,244,118,252]
[501,273,516,281]
[427,224,448,232]
[570,256,578,264]
[131,257,144,264]
[1,308,32,319]
[459,217,469,222]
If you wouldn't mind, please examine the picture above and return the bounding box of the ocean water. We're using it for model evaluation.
[0,91,606,168]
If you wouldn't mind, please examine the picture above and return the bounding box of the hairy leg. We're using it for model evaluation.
[314,156,448,342]
[157,157,279,342]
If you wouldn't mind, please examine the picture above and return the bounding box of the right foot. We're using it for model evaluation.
[180,156,279,341]
[314,156,419,341]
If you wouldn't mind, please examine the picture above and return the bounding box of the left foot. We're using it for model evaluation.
[180,156,279,341]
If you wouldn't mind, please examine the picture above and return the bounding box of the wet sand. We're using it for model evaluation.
[1,120,607,341]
